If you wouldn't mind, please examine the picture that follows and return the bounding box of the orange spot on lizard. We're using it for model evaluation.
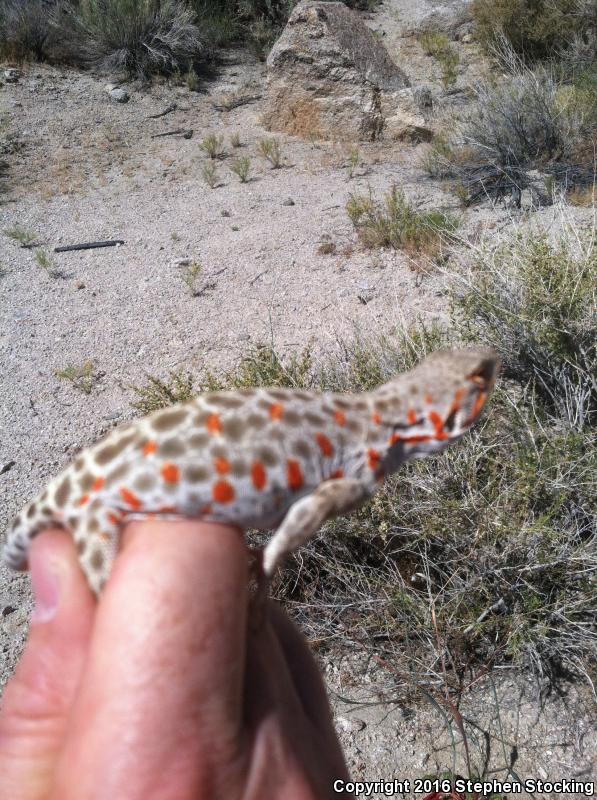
[368,449,380,470]
[287,459,304,491]
[428,410,444,432]
[334,409,346,426]
[214,457,230,475]
[251,462,267,491]
[120,487,142,511]
[315,433,334,458]
[92,477,104,492]
[407,409,417,426]
[328,469,344,480]
[371,412,382,425]
[143,441,157,457]
[465,390,487,425]
[213,480,235,504]
[161,463,180,484]
[206,414,222,435]
[269,403,284,421]
[79,495,89,506]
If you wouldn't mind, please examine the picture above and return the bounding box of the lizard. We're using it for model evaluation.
[3,348,499,597]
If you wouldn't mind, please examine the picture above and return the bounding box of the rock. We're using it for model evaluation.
[282,198,295,206]
[336,716,367,733]
[105,84,129,103]
[462,33,473,44]
[173,257,192,267]
[262,1,431,142]
[4,68,20,83]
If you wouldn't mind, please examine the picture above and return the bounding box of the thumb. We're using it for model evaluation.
[0,529,96,800]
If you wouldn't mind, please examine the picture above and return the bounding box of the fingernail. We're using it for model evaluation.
[30,555,61,624]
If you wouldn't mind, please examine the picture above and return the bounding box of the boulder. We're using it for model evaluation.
[262,1,432,142]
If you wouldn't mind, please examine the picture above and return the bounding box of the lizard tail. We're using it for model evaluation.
[3,501,57,571]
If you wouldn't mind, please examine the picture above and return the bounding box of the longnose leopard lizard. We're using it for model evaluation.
[4,349,499,596]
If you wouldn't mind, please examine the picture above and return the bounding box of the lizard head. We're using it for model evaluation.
[372,348,500,466]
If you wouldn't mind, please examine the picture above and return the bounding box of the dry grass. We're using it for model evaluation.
[256,137,282,169]
[346,185,459,259]
[199,134,224,160]
[229,156,251,183]
[55,360,97,394]
[200,161,219,189]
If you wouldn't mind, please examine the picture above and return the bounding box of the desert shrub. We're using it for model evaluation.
[347,185,459,257]
[61,0,204,78]
[191,0,240,49]
[454,228,596,430]
[0,0,59,60]
[464,66,584,168]
[471,0,597,62]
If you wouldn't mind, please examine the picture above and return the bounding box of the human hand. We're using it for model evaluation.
[0,520,351,799]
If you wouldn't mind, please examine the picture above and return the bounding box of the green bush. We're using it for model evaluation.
[62,0,204,78]
[471,0,597,62]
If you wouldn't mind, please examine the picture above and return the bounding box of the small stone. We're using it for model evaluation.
[173,257,192,267]
[231,225,240,231]
[282,198,295,206]
[462,33,473,44]
[182,130,193,139]
[221,210,231,217]
[4,68,20,83]
[106,85,129,103]
[75,281,86,290]
[2,606,16,617]
[336,716,366,733]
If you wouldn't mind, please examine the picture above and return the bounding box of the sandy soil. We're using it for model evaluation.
[1,0,595,795]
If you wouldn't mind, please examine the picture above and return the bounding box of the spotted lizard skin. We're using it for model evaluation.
[4,349,499,596]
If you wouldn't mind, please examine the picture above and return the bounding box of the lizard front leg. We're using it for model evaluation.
[262,479,371,578]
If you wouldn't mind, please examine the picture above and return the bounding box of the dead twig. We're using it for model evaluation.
[54,240,125,253]
[146,103,177,119]
[211,94,262,111]
[151,129,193,139]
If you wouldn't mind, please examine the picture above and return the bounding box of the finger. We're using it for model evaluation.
[267,604,340,736]
[0,529,95,800]
[242,605,349,799]
[52,520,249,800]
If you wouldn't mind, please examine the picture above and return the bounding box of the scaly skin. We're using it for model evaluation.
[4,349,500,596]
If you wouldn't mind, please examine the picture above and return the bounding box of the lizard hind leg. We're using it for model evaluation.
[262,479,370,579]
